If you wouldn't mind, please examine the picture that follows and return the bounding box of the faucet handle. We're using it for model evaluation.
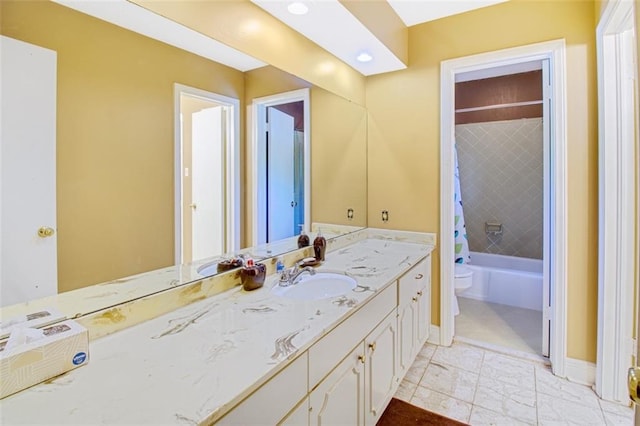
[279,265,297,283]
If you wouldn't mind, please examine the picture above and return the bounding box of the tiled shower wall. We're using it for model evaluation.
[455,118,543,260]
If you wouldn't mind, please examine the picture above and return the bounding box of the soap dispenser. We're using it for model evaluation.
[216,256,244,273]
[313,229,326,261]
[240,258,266,291]
[297,225,310,248]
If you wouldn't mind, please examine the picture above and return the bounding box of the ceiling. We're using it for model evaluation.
[252,0,509,75]
[54,0,509,76]
[387,0,508,27]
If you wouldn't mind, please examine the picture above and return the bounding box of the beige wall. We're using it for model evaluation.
[1,1,245,292]
[366,0,598,362]
[310,88,368,229]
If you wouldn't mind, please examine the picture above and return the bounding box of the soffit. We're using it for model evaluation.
[53,0,511,77]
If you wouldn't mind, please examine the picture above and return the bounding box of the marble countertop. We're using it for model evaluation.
[0,237,432,425]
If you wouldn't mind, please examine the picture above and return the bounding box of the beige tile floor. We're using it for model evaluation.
[395,341,635,425]
[455,297,543,355]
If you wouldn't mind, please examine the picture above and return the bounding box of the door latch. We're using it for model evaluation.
[37,227,55,238]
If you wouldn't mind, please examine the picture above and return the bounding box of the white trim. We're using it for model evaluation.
[427,325,440,345]
[173,84,240,264]
[249,88,311,246]
[595,0,636,404]
[455,99,542,113]
[565,357,597,387]
[440,40,568,377]
[541,58,552,358]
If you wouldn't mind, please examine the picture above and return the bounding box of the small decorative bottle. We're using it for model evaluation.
[297,225,310,248]
[313,229,326,261]
[240,258,266,291]
[216,256,244,273]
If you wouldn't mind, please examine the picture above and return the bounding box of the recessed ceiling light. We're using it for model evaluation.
[287,2,308,15]
[356,52,373,63]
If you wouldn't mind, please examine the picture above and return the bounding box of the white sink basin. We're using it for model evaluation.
[197,262,217,276]
[271,272,357,300]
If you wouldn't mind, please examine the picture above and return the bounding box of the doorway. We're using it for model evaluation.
[250,89,310,245]
[453,62,549,358]
[174,84,240,264]
[440,40,568,376]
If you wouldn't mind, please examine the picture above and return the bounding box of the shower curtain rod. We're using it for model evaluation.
[455,99,543,113]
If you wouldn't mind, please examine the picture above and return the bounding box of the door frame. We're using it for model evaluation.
[440,39,568,376]
[595,0,637,403]
[248,88,310,246]
[173,84,240,264]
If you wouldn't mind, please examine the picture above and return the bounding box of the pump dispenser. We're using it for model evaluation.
[313,229,326,261]
[240,258,266,291]
[297,225,310,248]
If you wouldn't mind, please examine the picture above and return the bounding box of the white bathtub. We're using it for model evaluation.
[459,251,543,312]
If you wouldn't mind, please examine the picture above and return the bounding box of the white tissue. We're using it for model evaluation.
[0,316,28,332]
[4,327,45,352]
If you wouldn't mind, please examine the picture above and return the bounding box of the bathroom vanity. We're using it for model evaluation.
[0,229,435,425]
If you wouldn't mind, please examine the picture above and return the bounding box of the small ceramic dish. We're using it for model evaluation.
[299,257,320,267]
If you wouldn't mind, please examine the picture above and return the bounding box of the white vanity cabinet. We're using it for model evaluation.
[397,256,431,379]
[220,254,431,426]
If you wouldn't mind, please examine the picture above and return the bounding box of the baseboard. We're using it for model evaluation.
[565,357,596,386]
[427,325,440,345]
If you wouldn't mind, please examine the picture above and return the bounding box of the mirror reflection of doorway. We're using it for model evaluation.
[174,85,240,264]
[252,89,310,245]
[265,103,304,242]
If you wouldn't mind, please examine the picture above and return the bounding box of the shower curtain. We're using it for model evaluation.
[454,143,471,264]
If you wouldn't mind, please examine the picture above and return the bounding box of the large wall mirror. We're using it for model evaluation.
[0,1,367,316]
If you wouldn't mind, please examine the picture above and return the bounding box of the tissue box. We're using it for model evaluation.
[0,320,89,399]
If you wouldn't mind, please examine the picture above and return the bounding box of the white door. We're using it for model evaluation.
[0,36,57,307]
[191,106,224,261]
[267,107,295,242]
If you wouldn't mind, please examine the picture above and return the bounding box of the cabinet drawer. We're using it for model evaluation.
[308,283,396,390]
[398,258,429,305]
[218,353,308,425]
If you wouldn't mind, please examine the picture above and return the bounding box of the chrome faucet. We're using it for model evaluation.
[279,265,316,287]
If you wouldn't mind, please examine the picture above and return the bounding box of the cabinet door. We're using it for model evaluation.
[397,298,417,378]
[309,344,365,426]
[280,396,309,426]
[364,310,397,426]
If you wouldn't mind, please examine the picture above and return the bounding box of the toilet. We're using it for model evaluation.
[453,264,473,315]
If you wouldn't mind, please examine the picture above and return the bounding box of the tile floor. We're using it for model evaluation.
[456,297,543,355]
[394,341,635,425]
